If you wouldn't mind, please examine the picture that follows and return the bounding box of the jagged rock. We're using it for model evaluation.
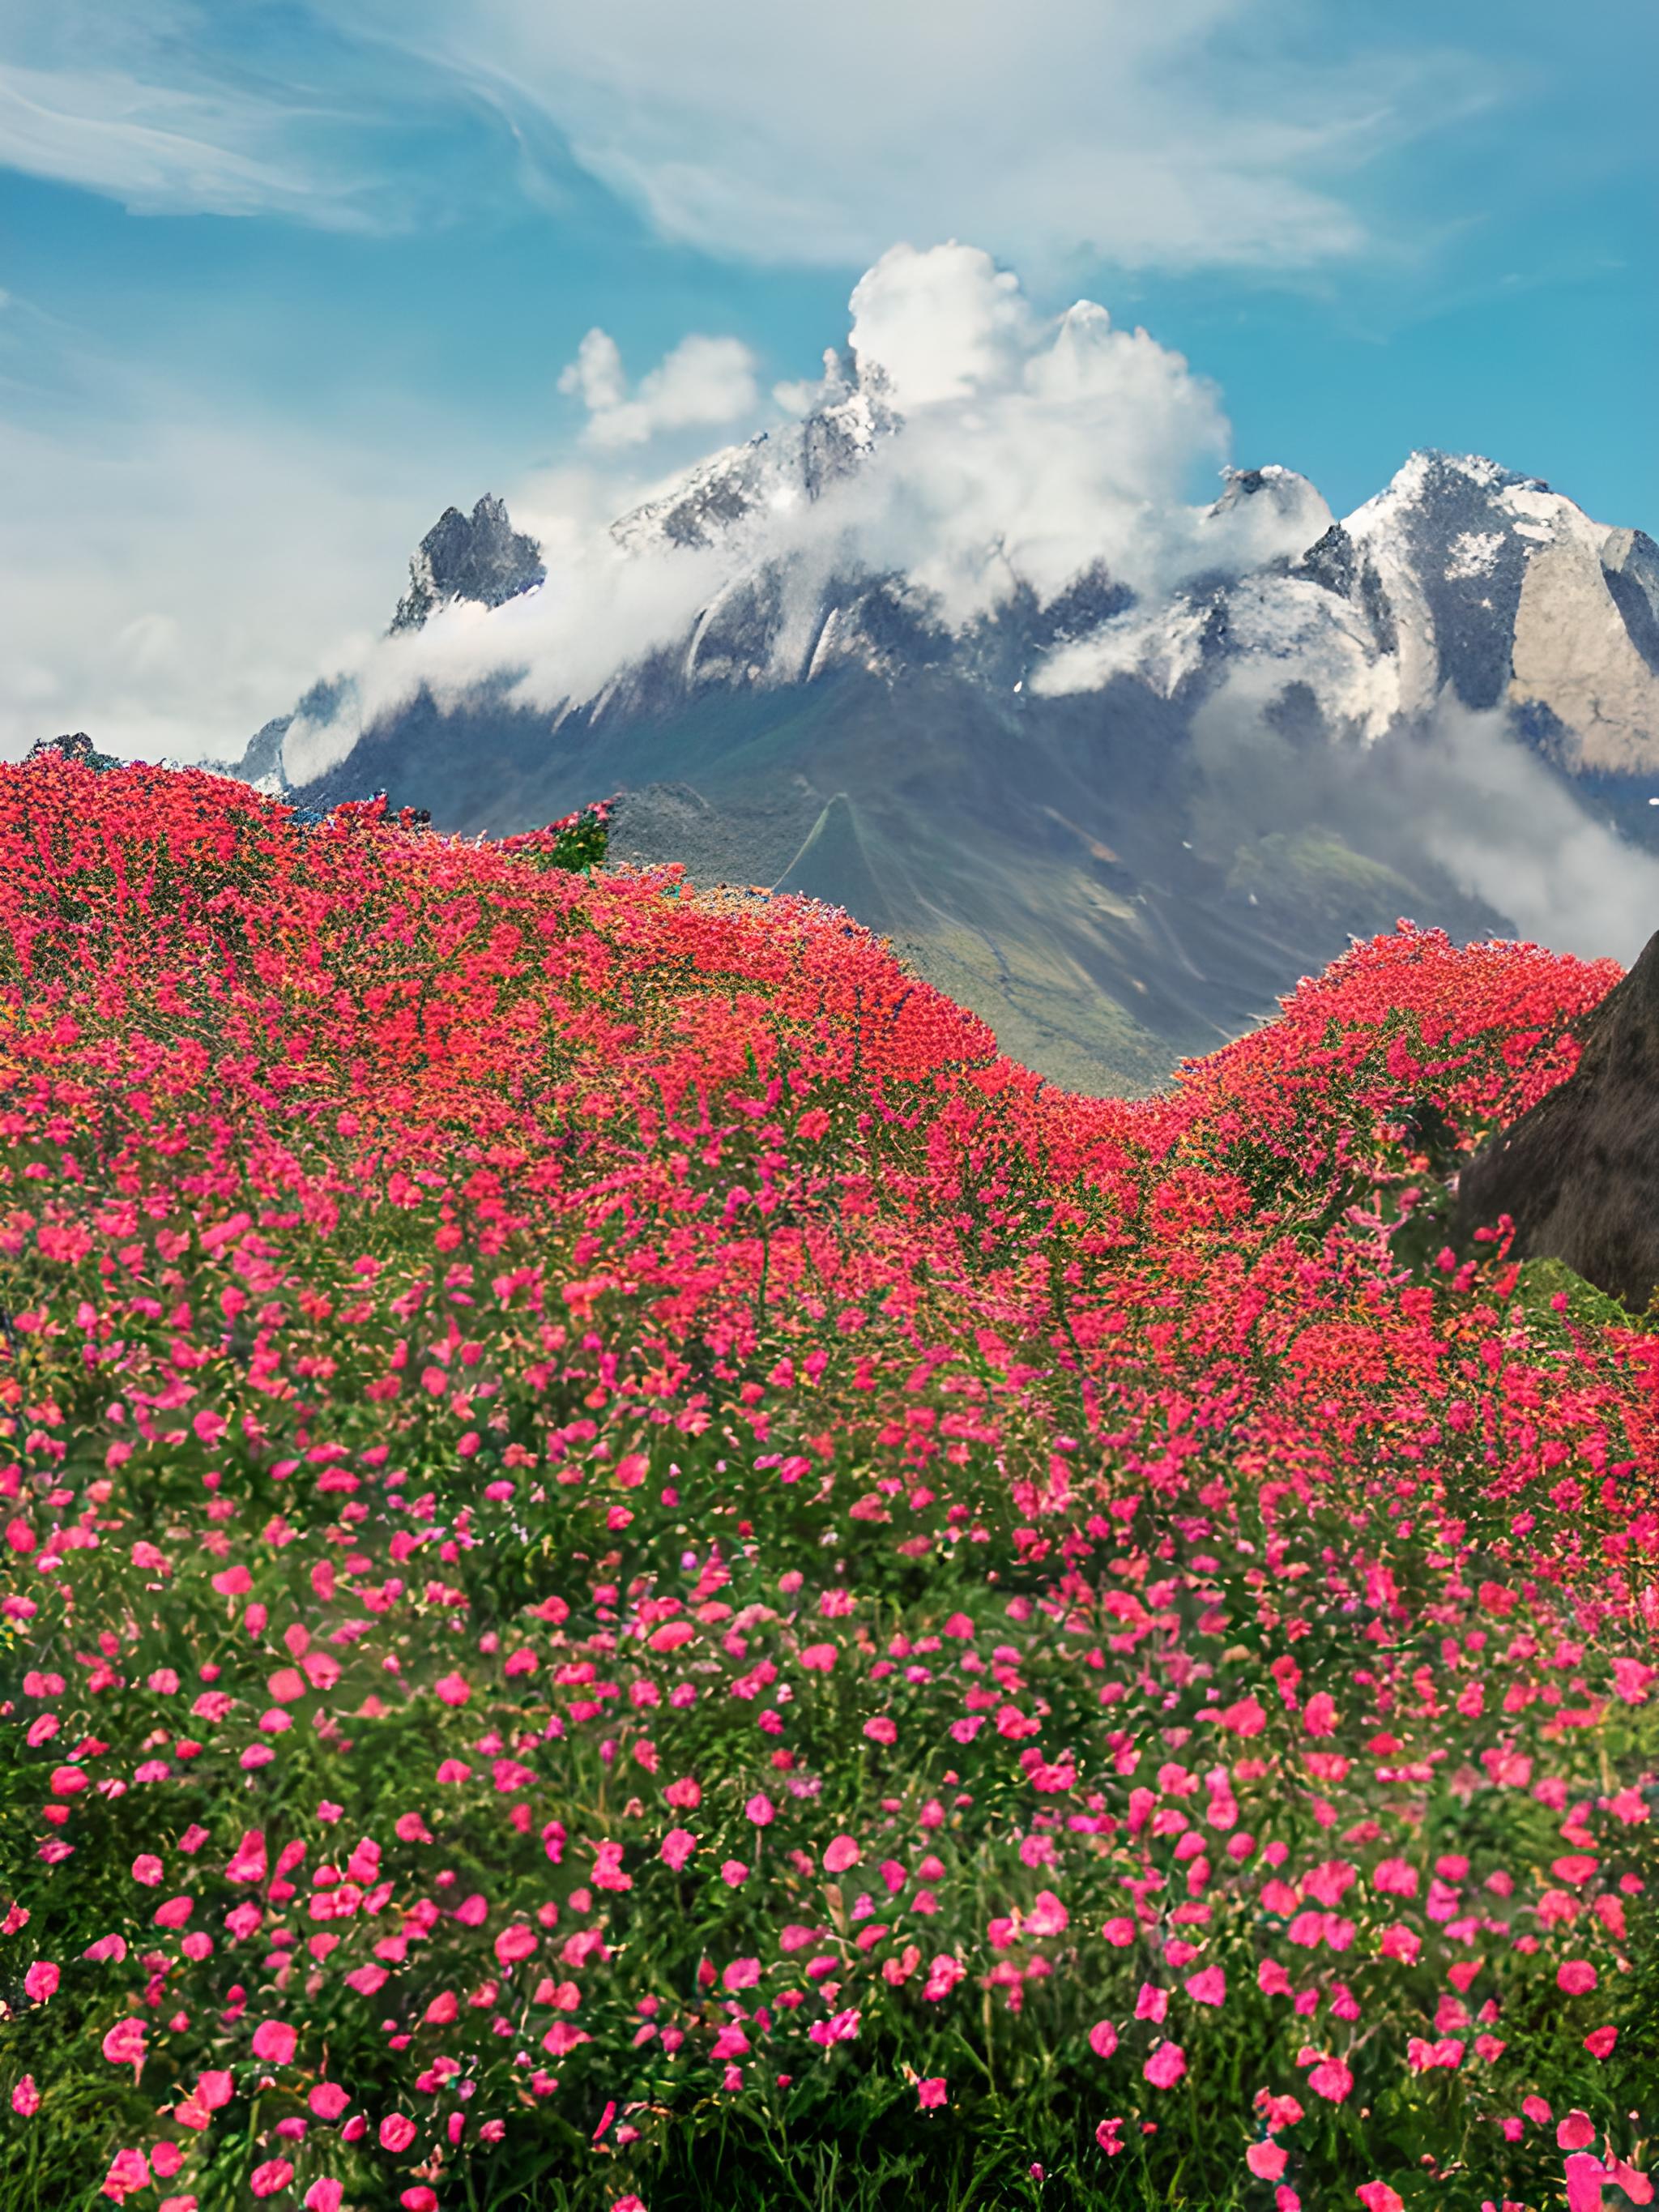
[1456,932,1659,1310]
[390,494,545,634]
[26,732,120,771]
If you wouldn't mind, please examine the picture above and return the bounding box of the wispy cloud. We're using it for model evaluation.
[1,0,1489,272]
[0,62,371,226]
[558,328,761,450]
[331,0,1482,271]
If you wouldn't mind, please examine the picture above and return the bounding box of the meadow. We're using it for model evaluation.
[0,758,1653,2212]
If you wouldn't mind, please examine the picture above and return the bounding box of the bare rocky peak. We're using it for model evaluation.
[390,493,546,634]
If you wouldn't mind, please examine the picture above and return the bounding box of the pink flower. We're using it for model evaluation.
[23,1961,58,2003]
[1303,1693,1338,1736]
[864,1717,898,1745]
[305,2185,344,2212]
[1088,2020,1119,2059]
[250,2019,296,2065]
[1584,2026,1618,2059]
[1564,2154,1655,2212]
[379,2114,416,2152]
[433,1672,471,1706]
[1095,2118,1125,2156]
[1355,2188,1404,2212]
[195,2071,234,2110]
[1306,2059,1354,2103]
[101,2018,147,2069]
[1135,1984,1169,2023]
[1024,1890,1068,1937]
[12,2076,40,2116]
[102,2150,151,2203]
[660,1828,697,1872]
[918,2077,947,2110]
[1247,2143,1288,2180]
[1559,2112,1598,2151]
[611,2198,650,2212]
[823,1834,861,1874]
[401,2191,439,2211]
[1372,1859,1418,1897]
[226,1832,268,1884]
[1185,1966,1226,2006]
[309,2083,351,2120]
[132,1855,164,1887]
[664,1777,702,1809]
[1143,2041,1187,2090]
[745,1794,775,1826]
[250,2161,294,2198]
[800,1645,838,1672]
[593,1840,632,1892]
[1558,1959,1599,1995]
[495,1924,539,1965]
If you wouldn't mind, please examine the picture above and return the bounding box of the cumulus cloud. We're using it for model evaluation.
[558,328,761,451]
[847,243,1030,405]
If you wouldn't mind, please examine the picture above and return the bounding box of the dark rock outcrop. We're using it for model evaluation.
[26,732,120,771]
[390,495,544,634]
[1456,931,1659,1310]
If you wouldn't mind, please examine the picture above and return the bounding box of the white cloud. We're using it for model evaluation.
[848,243,1029,404]
[0,62,365,225]
[786,244,1247,617]
[558,327,760,450]
[0,2,1485,272]
[1418,707,1659,966]
[0,346,440,765]
[333,0,1475,271]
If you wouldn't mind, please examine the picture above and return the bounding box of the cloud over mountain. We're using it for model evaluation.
[285,241,1328,778]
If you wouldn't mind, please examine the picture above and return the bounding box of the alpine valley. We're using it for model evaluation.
[226,328,1659,1095]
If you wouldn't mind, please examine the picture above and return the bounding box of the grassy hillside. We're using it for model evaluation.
[0,759,1654,2212]
[296,668,1508,1098]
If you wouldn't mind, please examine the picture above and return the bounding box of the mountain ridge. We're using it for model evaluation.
[215,396,1659,1093]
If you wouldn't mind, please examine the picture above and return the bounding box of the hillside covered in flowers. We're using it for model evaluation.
[0,758,1655,2212]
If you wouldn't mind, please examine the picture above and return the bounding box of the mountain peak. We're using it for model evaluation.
[389,493,545,634]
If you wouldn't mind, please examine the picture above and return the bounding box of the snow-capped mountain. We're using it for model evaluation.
[226,331,1659,1092]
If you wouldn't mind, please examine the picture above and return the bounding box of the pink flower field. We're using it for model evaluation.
[0,758,1654,2211]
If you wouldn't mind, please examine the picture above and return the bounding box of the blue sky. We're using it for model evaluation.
[2,0,1654,760]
